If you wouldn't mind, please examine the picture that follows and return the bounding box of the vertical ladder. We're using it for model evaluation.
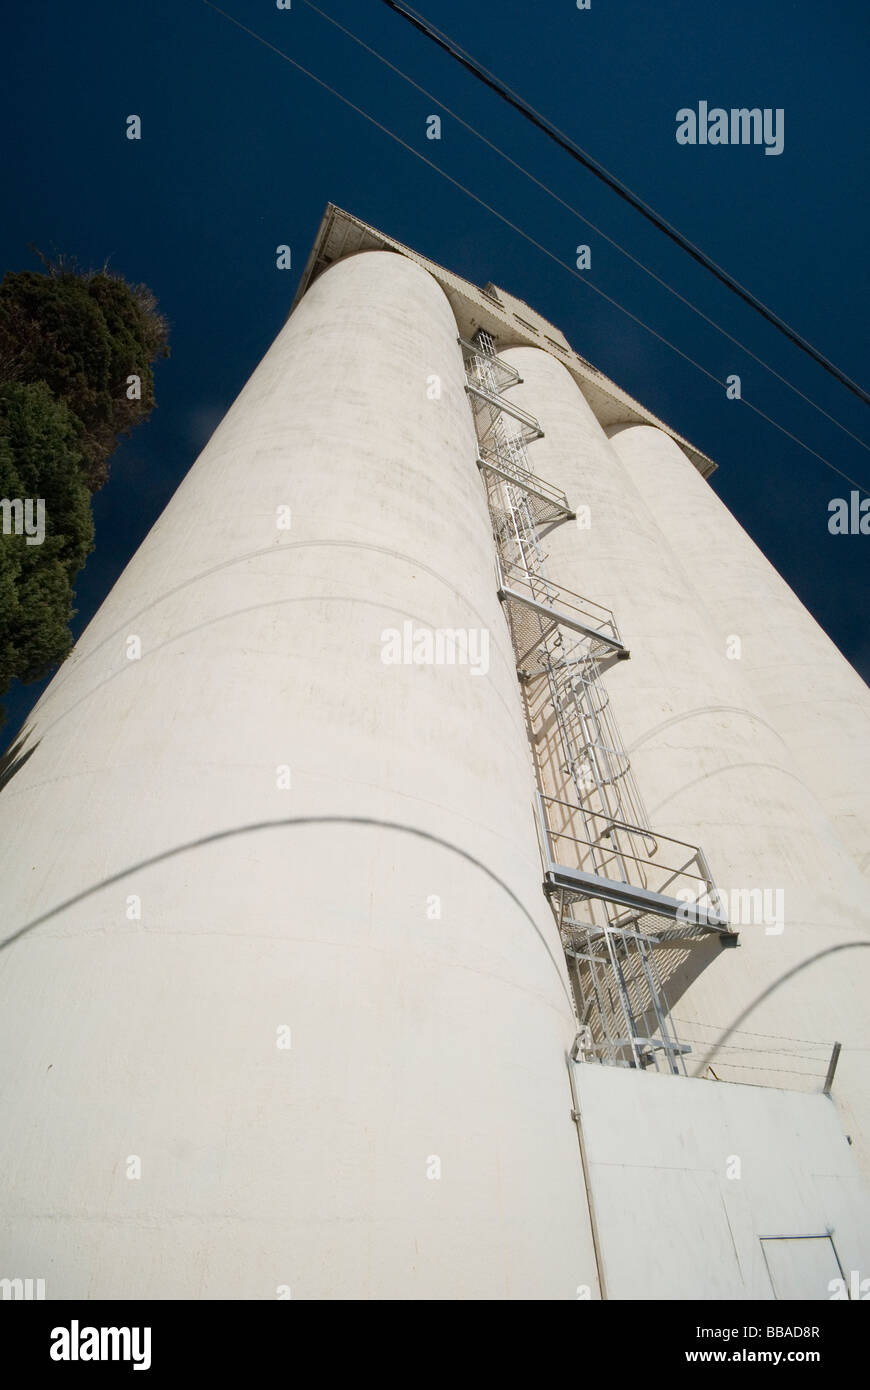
[461,330,730,1074]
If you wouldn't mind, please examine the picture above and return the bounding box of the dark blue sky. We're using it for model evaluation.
[2,0,868,749]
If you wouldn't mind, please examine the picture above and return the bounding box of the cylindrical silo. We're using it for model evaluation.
[607,423,870,884]
[0,252,598,1299]
[499,348,870,1178]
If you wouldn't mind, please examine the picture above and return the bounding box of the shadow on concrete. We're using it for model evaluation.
[0,813,575,1009]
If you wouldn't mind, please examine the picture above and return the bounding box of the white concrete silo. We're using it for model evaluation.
[608,423,870,884]
[498,347,870,1177]
[0,250,599,1299]
[3,199,869,1302]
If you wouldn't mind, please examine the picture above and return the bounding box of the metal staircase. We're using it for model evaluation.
[462,330,733,1075]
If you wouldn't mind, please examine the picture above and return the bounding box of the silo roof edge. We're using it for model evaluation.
[291,204,718,479]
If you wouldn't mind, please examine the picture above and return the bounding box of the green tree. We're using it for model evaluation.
[0,381,93,719]
[0,252,169,490]
[0,255,168,728]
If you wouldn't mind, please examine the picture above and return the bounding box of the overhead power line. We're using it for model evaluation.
[381,0,870,410]
[299,0,868,456]
[201,1,868,493]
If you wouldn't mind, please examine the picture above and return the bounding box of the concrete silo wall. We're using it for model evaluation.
[499,348,870,1178]
[0,252,597,1299]
[607,420,870,883]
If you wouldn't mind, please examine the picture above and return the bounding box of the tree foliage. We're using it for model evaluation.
[0,254,168,726]
[0,252,169,490]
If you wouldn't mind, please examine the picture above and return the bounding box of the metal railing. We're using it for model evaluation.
[465,380,544,446]
[537,793,728,930]
[458,336,522,395]
[462,329,732,1075]
[496,555,625,657]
